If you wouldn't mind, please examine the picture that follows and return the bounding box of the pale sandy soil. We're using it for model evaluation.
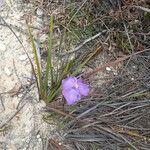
[0,1,57,149]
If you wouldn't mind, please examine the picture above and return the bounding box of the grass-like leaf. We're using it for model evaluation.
[72,47,100,76]
[43,16,54,100]
[47,60,75,102]
[27,25,43,96]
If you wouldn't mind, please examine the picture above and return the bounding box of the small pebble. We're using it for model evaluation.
[36,134,40,139]
[106,67,111,71]
[38,101,46,108]
[134,20,140,24]
[16,32,20,37]
[113,72,118,75]
[38,138,42,142]
[4,66,12,76]
[36,8,44,17]
[132,66,136,69]
[18,93,23,98]
[19,55,27,61]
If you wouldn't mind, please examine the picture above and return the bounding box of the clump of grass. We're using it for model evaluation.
[28,15,99,104]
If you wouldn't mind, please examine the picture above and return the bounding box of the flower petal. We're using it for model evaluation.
[77,79,90,96]
[62,88,81,105]
[62,76,76,89]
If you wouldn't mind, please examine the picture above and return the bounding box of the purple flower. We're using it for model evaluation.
[62,76,90,105]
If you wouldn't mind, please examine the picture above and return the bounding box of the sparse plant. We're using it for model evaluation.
[28,16,98,104]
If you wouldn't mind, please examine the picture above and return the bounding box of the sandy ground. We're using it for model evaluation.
[0,1,56,149]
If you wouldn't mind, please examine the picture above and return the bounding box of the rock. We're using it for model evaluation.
[18,93,23,98]
[134,20,140,24]
[132,65,136,69]
[19,55,27,61]
[37,101,46,108]
[36,134,40,139]
[113,72,118,75]
[16,32,20,37]
[36,8,44,17]
[106,67,111,71]
[4,66,12,76]
[38,138,42,142]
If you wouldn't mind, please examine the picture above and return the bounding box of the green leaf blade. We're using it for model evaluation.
[44,16,54,99]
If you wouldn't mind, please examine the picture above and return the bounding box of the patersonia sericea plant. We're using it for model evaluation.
[62,76,90,105]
